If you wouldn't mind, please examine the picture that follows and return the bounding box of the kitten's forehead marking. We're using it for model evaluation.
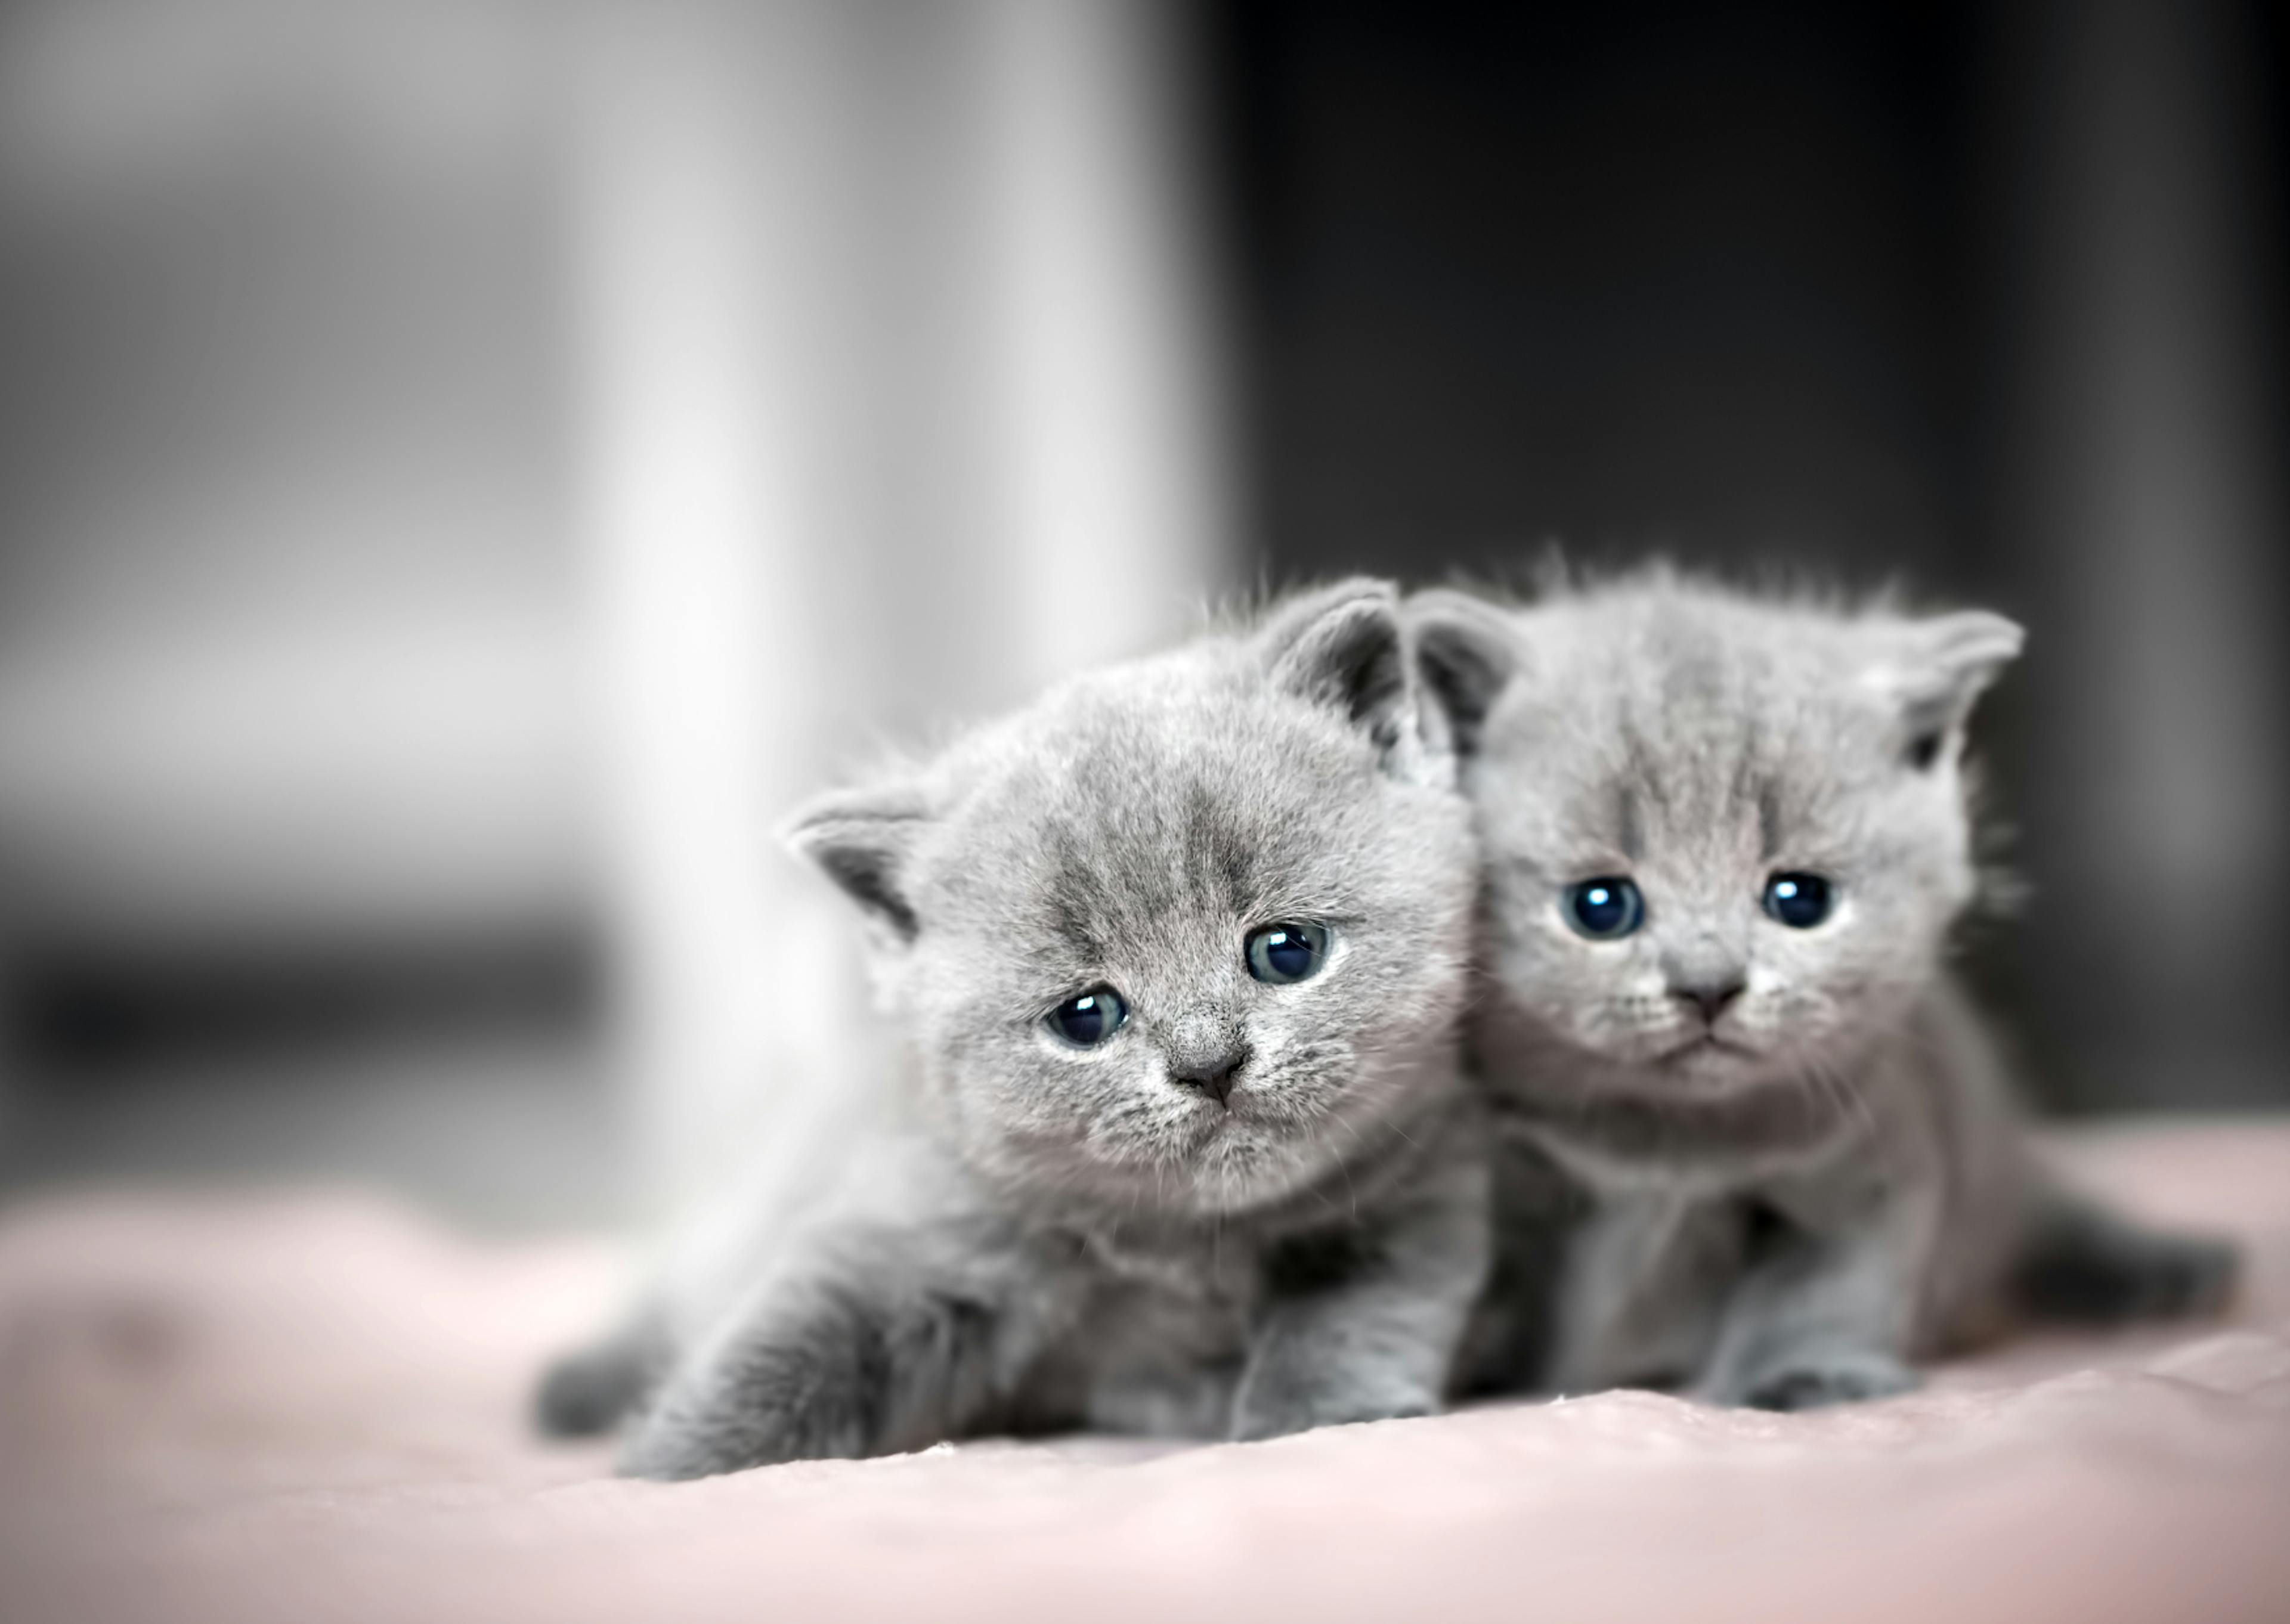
[1032,773,1261,964]
[1611,779,1644,863]
[1038,823,1118,966]
[945,667,1370,976]
[1521,598,1853,870]
[1756,777,1787,864]
[1183,775,1260,909]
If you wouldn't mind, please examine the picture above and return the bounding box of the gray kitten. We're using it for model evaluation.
[539,581,1490,1477]
[1411,569,2236,1411]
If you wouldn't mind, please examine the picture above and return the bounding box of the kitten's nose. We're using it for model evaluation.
[1169,1046,1249,1107]
[1671,977,1747,1025]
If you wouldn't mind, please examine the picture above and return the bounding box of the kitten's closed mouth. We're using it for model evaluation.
[1183,1095,1302,1152]
[1657,1032,1761,1067]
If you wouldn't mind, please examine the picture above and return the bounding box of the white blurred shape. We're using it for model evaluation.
[570,1,1233,1207]
[572,0,855,1216]
[982,0,1232,689]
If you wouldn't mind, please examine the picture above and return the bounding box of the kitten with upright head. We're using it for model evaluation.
[540,581,1490,1477]
[1412,568,2236,1410]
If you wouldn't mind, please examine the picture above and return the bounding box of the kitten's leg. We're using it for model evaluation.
[2011,1195,2240,1325]
[1543,1188,1738,1396]
[617,1227,1066,1480]
[1229,1141,1488,1440]
[1695,1186,1939,1412]
[1451,1135,1590,1397]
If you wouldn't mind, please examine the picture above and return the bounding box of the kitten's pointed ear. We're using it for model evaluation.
[1403,587,1518,759]
[1258,578,1426,773]
[1867,609,2025,770]
[784,782,930,941]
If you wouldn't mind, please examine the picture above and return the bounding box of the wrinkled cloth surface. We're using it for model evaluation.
[2,1120,2288,1624]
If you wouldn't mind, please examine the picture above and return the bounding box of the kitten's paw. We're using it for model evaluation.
[1230,1395,1435,1442]
[615,1424,743,1482]
[615,1406,821,1480]
[1735,1352,1918,1413]
[534,1343,649,1439]
[614,1379,874,1479]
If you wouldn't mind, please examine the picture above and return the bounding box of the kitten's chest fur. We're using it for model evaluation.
[1008,1114,1454,1436]
[999,1213,1313,1436]
[1029,1231,1260,1436]
[1471,988,2009,1393]
[1490,1101,1875,1395]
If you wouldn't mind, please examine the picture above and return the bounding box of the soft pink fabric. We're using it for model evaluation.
[3,1121,2287,1624]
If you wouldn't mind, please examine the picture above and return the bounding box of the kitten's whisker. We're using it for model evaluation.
[1811,1053,1879,1146]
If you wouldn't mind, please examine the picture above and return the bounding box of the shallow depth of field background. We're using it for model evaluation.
[0,0,2283,1231]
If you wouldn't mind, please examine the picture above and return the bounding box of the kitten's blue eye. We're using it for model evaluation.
[1563,877,1644,940]
[1763,872,1834,929]
[1245,922,1332,985]
[1045,987,1128,1047]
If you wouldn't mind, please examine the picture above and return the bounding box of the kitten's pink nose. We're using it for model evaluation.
[1671,977,1746,1025]
[1170,1048,1249,1107]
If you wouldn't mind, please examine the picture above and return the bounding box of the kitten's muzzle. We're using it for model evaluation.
[1168,1045,1251,1108]
[1669,975,1746,1026]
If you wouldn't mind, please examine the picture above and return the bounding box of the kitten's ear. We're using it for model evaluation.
[784,782,930,941]
[1867,610,2025,770]
[1403,587,1518,759]
[1258,578,1427,774]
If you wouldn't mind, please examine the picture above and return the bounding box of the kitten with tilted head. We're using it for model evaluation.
[1410,568,2237,1411]
[537,581,1489,1477]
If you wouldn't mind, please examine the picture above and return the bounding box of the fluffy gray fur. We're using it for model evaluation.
[1413,568,2238,1411]
[540,580,1490,1477]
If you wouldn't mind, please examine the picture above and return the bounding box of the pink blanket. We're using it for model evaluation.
[4,1121,2288,1624]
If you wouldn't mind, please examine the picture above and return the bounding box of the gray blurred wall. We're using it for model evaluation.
[1221,0,2290,1111]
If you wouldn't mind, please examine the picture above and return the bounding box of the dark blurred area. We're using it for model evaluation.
[1220,2,1986,577]
[0,1,2282,1231]
[1215,0,2290,1112]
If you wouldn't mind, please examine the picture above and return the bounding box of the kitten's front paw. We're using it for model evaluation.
[534,1343,649,1439]
[615,1409,817,1481]
[1734,1352,1918,1413]
[615,1424,724,1482]
[614,1378,871,1479]
[1230,1392,1434,1442]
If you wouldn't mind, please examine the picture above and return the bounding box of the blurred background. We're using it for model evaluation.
[0,0,2281,1231]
